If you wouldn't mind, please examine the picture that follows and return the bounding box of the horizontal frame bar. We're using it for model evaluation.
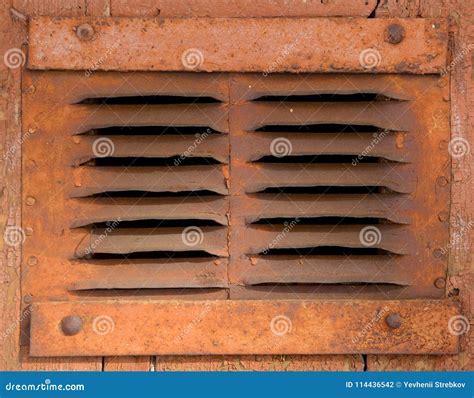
[28,17,447,73]
[30,300,459,356]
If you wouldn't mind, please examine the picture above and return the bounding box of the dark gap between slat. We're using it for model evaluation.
[251,217,388,225]
[256,124,384,133]
[78,126,222,136]
[252,93,395,102]
[77,95,221,105]
[92,157,221,167]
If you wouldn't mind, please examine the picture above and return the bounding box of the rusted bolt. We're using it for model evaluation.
[27,256,38,266]
[385,24,405,44]
[438,211,449,222]
[76,24,95,41]
[25,227,34,236]
[60,315,83,336]
[26,85,35,94]
[385,313,402,329]
[434,277,446,289]
[25,196,36,206]
[433,248,444,258]
[23,294,33,304]
[436,176,449,187]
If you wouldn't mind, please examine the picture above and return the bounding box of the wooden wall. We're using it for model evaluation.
[0,0,472,371]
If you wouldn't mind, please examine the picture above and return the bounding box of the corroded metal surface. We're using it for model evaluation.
[23,69,451,355]
[29,300,460,356]
[27,17,448,73]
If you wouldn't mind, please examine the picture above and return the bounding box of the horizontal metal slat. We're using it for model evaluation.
[241,132,412,162]
[244,163,415,194]
[71,196,229,227]
[243,193,411,224]
[241,255,410,286]
[71,165,229,196]
[243,224,415,255]
[69,258,228,290]
[28,18,448,73]
[74,227,229,257]
[30,300,460,356]
[237,102,413,131]
[70,104,229,134]
[231,73,413,101]
[72,134,229,164]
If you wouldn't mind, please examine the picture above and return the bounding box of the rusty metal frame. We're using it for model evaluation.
[21,17,457,357]
[27,17,447,73]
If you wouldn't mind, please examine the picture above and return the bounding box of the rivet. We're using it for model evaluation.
[434,277,446,289]
[385,24,405,44]
[26,85,36,94]
[25,196,36,206]
[436,176,449,187]
[25,227,34,236]
[76,24,95,41]
[23,294,33,304]
[60,315,83,336]
[385,313,402,329]
[27,256,38,266]
[433,248,444,258]
[438,211,449,222]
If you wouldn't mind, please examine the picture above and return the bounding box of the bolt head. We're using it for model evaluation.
[76,24,95,41]
[434,277,446,289]
[385,313,402,329]
[60,315,83,336]
[386,24,405,44]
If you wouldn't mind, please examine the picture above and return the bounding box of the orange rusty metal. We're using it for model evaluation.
[22,15,452,355]
[27,17,448,73]
[29,300,460,356]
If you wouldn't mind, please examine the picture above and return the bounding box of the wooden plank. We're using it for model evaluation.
[71,165,229,196]
[110,0,378,18]
[29,300,460,356]
[27,17,448,73]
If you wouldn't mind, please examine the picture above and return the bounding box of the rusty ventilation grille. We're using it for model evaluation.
[23,72,448,303]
